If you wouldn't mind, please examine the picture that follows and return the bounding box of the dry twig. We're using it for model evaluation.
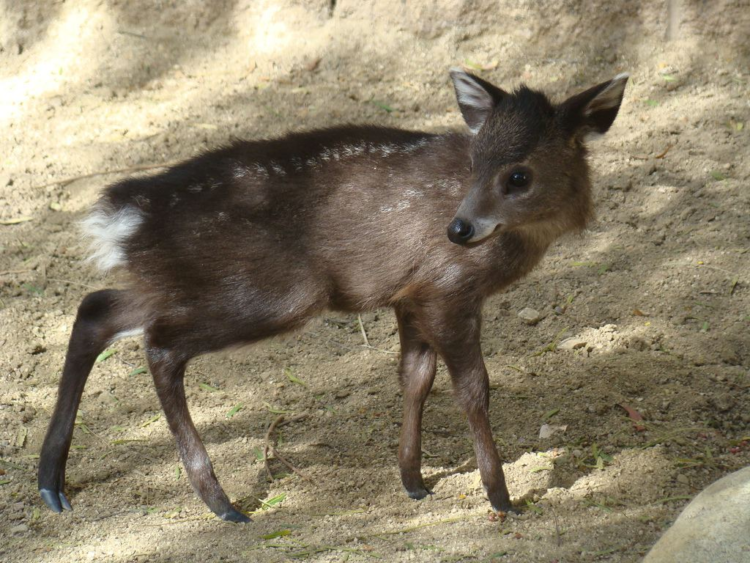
[33,161,180,191]
[263,415,284,482]
[263,415,315,484]
[357,314,370,347]
[654,143,674,159]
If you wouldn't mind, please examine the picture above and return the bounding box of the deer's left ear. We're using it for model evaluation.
[558,73,629,140]
[450,68,508,134]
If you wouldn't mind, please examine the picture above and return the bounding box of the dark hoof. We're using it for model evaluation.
[40,488,72,513]
[406,487,433,501]
[220,508,251,523]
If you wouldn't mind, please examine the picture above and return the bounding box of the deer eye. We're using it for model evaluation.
[504,168,532,193]
[509,171,529,188]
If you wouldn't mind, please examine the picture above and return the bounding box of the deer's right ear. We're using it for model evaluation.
[450,68,507,134]
[558,73,629,140]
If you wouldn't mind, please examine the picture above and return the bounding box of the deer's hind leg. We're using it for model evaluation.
[145,323,250,523]
[39,289,144,513]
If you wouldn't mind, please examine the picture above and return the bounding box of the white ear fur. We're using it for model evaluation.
[450,69,493,109]
[449,68,497,134]
[585,72,629,116]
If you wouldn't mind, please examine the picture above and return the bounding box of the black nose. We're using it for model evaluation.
[447,218,475,245]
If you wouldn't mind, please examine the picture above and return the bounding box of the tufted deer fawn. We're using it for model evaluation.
[39,69,628,522]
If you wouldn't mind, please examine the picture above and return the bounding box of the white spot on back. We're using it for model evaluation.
[233,166,248,179]
[378,144,394,157]
[80,205,143,272]
[253,163,270,178]
[242,137,432,182]
[270,162,286,176]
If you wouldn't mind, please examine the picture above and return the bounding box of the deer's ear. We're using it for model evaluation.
[450,68,508,134]
[558,73,629,140]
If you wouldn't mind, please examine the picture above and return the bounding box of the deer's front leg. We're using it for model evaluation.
[395,307,438,500]
[423,306,514,513]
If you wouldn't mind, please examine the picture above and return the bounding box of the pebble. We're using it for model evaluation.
[712,393,735,413]
[10,524,29,534]
[558,337,587,351]
[627,336,649,351]
[518,307,544,325]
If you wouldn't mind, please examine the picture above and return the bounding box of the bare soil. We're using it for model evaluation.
[1,1,748,561]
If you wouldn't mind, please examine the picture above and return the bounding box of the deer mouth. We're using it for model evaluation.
[461,222,505,247]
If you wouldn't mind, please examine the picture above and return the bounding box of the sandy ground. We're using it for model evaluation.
[1,1,748,561]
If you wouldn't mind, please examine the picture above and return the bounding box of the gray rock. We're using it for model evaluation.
[558,337,587,351]
[644,466,750,562]
[518,307,544,325]
[10,524,29,534]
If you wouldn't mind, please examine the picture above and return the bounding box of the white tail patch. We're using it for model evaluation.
[80,204,143,272]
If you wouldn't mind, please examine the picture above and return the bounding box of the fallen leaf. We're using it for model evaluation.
[619,403,646,431]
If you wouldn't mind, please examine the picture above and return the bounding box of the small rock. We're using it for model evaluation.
[10,524,28,534]
[518,307,544,325]
[539,424,567,439]
[304,56,321,72]
[676,474,690,485]
[712,393,735,413]
[718,343,741,365]
[627,336,649,352]
[559,337,587,351]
